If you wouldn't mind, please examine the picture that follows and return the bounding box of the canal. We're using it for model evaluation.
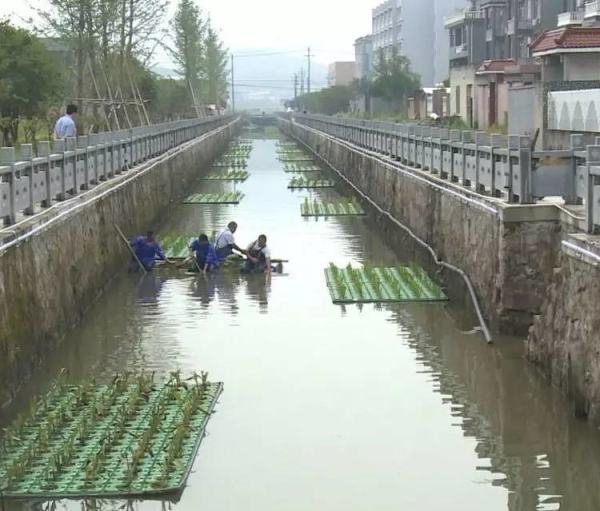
[5,129,600,510]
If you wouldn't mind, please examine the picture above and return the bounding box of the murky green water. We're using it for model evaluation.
[4,130,600,511]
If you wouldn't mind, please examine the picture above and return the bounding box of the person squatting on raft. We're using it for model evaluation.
[189,234,218,273]
[130,231,166,271]
[214,221,246,263]
[242,235,273,275]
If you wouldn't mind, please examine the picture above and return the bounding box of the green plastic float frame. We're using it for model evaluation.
[301,200,366,217]
[202,170,249,181]
[324,264,448,304]
[288,177,335,189]
[0,376,223,499]
[183,192,244,205]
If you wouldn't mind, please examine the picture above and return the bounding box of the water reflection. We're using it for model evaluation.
[389,304,600,511]
[136,274,164,305]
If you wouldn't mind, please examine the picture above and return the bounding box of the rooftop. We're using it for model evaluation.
[531,26,600,56]
[476,59,518,75]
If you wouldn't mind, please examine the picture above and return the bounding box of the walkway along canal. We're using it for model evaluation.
[4,129,600,510]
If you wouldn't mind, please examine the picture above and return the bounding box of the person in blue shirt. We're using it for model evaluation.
[130,231,166,271]
[189,234,218,273]
[53,104,78,140]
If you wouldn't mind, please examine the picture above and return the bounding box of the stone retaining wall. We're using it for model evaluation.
[528,238,600,422]
[0,121,238,406]
[280,118,561,336]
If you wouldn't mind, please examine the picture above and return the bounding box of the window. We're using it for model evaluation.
[455,86,461,114]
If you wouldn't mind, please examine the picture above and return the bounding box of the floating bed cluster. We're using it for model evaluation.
[183,192,244,205]
[0,373,223,499]
[202,169,249,181]
[288,176,335,189]
[324,264,448,304]
[301,199,365,217]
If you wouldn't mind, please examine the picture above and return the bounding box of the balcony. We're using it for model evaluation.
[444,10,484,28]
[557,11,585,27]
[449,44,468,61]
[585,0,600,18]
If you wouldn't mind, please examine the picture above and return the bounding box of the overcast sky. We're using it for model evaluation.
[0,0,372,65]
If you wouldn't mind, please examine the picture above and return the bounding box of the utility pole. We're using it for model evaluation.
[306,46,312,94]
[293,74,298,99]
[230,54,235,113]
[300,68,305,96]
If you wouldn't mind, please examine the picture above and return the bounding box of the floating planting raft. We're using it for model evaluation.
[161,236,192,259]
[0,372,223,499]
[288,177,335,189]
[213,158,247,168]
[202,170,249,181]
[279,156,314,163]
[301,199,365,217]
[183,192,244,205]
[324,264,448,304]
[284,169,321,174]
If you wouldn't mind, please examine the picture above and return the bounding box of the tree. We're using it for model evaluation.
[293,86,353,115]
[170,0,206,103]
[35,0,166,127]
[0,22,62,145]
[202,23,228,107]
[371,48,420,110]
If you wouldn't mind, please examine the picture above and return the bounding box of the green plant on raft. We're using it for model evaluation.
[365,267,382,296]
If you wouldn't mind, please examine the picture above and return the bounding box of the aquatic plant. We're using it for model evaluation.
[0,372,222,498]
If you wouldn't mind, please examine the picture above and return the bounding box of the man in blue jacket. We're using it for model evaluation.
[189,234,218,273]
[130,231,166,271]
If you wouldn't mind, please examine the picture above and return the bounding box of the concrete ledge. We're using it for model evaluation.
[562,234,600,268]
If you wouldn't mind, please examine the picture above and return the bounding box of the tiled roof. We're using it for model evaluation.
[476,59,517,74]
[531,27,600,55]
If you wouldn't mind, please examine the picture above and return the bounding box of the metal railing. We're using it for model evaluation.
[288,114,600,234]
[585,0,600,18]
[557,10,585,27]
[0,116,235,226]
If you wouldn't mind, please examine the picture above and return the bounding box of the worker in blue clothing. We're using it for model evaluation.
[189,234,218,273]
[130,231,166,271]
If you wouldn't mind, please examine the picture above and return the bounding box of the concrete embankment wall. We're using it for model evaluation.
[282,118,600,425]
[280,118,561,337]
[0,120,238,405]
[528,237,600,422]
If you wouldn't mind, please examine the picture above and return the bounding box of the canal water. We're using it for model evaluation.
[5,129,600,510]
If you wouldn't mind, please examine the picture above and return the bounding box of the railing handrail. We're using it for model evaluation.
[285,113,600,234]
[0,115,237,228]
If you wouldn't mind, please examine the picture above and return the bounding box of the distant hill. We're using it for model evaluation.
[153,50,329,111]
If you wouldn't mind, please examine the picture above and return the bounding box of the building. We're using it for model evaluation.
[433,0,472,84]
[371,0,435,86]
[354,35,373,80]
[372,0,403,59]
[445,0,564,128]
[529,8,600,148]
[327,62,356,87]
[407,87,451,120]
[370,0,463,87]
